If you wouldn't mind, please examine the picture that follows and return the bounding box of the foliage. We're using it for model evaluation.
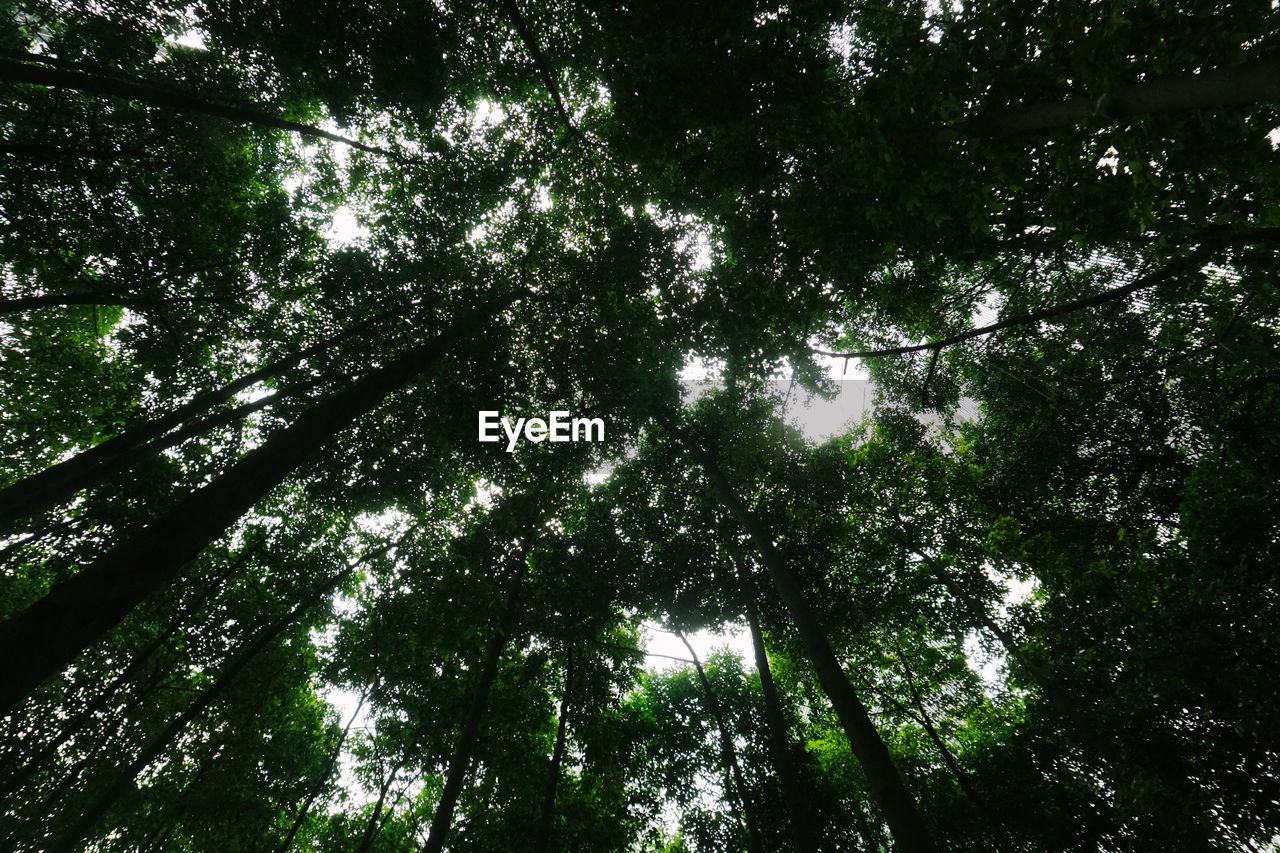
[1,0,1277,850]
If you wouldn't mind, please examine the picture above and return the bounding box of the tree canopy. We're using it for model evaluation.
[1,0,1278,850]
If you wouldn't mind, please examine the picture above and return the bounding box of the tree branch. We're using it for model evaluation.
[958,55,1280,139]
[0,292,227,314]
[815,250,1207,361]
[0,53,403,160]
[495,0,584,142]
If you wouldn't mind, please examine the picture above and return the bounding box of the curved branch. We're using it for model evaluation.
[815,250,1206,362]
[0,293,226,314]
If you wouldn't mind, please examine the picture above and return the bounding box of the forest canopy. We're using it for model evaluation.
[1,0,1278,851]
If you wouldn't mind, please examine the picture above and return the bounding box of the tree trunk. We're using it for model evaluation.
[9,380,318,532]
[278,689,370,853]
[912,550,1023,664]
[675,629,764,853]
[496,0,582,141]
[534,647,574,853]
[0,303,412,525]
[47,552,371,853]
[661,412,934,853]
[0,292,522,718]
[741,581,819,853]
[421,560,526,853]
[960,55,1280,139]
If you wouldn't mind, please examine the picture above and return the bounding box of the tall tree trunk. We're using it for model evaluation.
[660,412,934,853]
[0,292,523,717]
[741,580,819,853]
[278,689,370,853]
[46,543,382,853]
[903,539,1061,693]
[421,560,527,853]
[675,629,764,853]
[534,647,574,853]
[959,55,1280,139]
[495,0,582,141]
[0,303,413,525]
[911,550,1023,664]
[28,377,324,519]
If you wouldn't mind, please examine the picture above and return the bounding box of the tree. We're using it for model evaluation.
[3,0,1278,850]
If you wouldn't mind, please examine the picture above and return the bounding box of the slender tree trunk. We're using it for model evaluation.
[354,757,409,853]
[496,0,582,141]
[47,549,375,853]
[911,550,1024,664]
[421,561,526,853]
[905,541,1061,699]
[960,55,1280,139]
[0,302,412,525]
[0,292,522,717]
[741,583,819,853]
[278,690,369,853]
[675,629,764,853]
[534,647,574,853]
[661,412,934,853]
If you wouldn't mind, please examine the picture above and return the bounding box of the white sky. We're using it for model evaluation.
[641,621,754,672]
